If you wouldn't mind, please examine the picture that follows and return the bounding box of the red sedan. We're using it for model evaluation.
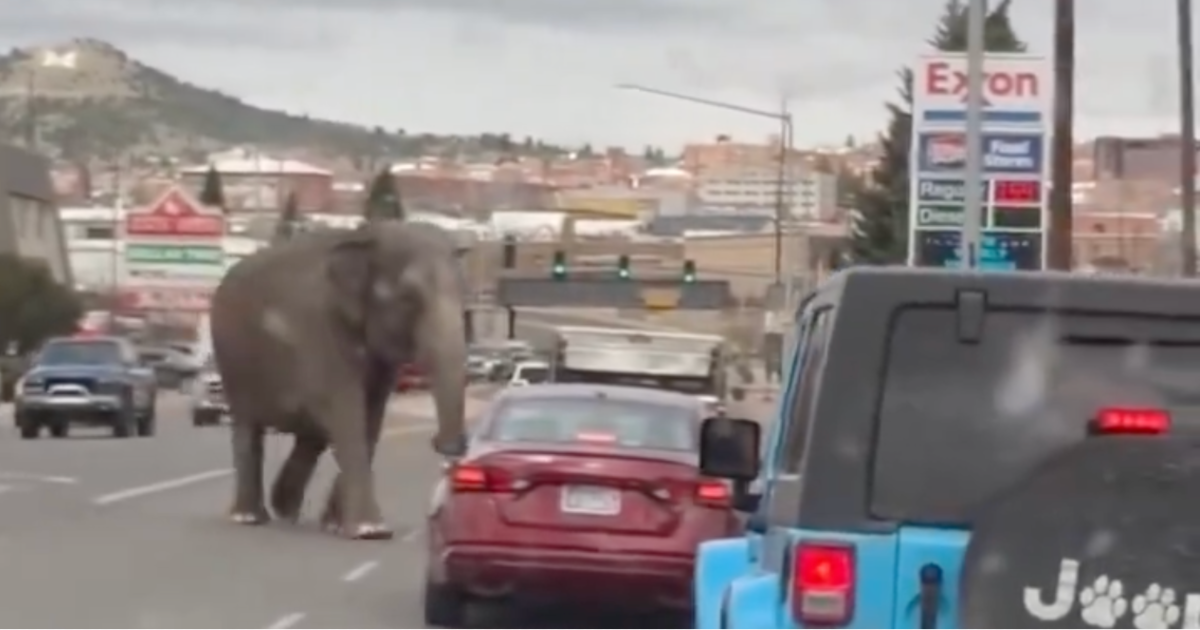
[423,383,739,626]
[395,362,428,392]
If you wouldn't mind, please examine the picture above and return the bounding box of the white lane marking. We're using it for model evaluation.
[0,484,12,495]
[266,612,307,629]
[91,468,232,506]
[401,528,421,543]
[0,471,77,484]
[341,559,380,583]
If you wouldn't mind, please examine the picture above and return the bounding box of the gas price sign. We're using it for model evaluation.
[989,179,1043,230]
[992,180,1041,205]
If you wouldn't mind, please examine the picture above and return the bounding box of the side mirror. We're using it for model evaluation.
[698,416,761,481]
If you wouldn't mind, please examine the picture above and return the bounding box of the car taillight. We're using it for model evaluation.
[792,542,855,626]
[694,479,731,507]
[450,464,514,493]
[1092,407,1170,435]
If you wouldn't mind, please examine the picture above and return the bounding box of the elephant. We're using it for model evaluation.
[209,221,469,540]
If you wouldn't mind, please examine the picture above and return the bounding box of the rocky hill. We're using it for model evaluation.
[0,39,565,163]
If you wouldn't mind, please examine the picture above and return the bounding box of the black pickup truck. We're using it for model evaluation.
[14,336,158,439]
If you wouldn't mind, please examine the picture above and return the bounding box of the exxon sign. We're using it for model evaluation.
[915,54,1050,126]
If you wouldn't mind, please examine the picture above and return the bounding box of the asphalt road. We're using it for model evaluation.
[0,391,466,628]
[0,313,764,629]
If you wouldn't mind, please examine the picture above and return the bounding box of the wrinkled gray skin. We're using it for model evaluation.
[210,221,468,540]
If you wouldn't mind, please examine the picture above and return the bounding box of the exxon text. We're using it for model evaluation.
[925,61,1040,102]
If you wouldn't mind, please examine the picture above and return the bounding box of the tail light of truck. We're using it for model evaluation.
[792,542,855,626]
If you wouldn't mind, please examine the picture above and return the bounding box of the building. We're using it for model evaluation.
[682,135,838,218]
[0,144,72,285]
[179,149,335,214]
[1092,135,1200,184]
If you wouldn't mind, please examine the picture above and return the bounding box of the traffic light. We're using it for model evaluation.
[682,259,697,283]
[551,249,567,280]
[502,234,517,269]
[617,254,631,280]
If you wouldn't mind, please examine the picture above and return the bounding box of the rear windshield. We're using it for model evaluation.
[515,365,550,383]
[870,307,1200,526]
[485,397,696,451]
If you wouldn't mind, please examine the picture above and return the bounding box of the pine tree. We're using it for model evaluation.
[847,0,1027,265]
[274,192,301,243]
[362,168,405,221]
[198,165,225,211]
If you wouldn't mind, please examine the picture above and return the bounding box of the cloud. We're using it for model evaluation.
[0,0,1193,148]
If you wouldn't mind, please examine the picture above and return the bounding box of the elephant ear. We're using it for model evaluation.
[327,231,377,328]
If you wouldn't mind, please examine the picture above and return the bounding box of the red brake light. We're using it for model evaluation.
[792,542,855,626]
[695,479,731,507]
[450,464,514,492]
[1093,407,1170,435]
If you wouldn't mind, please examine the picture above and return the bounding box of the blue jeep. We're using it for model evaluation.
[694,267,1200,628]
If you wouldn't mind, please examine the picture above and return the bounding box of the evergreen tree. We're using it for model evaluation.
[274,192,301,243]
[848,0,1027,265]
[362,168,405,221]
[198,165,225,210]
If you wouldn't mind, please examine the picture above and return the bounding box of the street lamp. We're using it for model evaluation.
[614,83,796,314]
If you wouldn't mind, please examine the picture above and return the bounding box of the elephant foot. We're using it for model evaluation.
[321,518,393,540]
[229,508,270,526]
[346,521,394,540]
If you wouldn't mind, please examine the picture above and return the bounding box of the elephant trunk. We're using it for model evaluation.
[421,296,468,457]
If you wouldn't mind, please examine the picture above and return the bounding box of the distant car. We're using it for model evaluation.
[423,384,739,626]
[189,356,226,426]
[506,360,550,387]
[137,345,200,390]
[396,362,429,392]
[14,336,158,439]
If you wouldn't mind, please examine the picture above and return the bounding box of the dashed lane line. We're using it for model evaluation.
[265,612,307,629]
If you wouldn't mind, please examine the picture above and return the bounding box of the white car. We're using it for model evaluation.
[506,360,550,387]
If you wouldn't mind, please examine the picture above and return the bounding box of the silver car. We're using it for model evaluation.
[189,356,226,426]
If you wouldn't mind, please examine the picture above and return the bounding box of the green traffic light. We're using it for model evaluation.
[617,254,632,280]
[551,250,567,279]
[682,260,697,283]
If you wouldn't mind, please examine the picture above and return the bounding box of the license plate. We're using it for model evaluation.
[560,485,621,516]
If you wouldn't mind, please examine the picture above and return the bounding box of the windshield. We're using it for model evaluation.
[870,307,1200,526]
[37,340,123,366]
[555,368,716,396]
[486,396,696,451]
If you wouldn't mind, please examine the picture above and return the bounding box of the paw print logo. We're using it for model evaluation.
[1132,583,1181,629]
[1079,575,1128,628]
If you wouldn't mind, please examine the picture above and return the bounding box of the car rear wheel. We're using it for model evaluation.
[18,420,40,439]
[422,577,469,627]
[112,409,135,439]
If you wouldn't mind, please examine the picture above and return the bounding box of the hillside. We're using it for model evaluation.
[0,39,566,163]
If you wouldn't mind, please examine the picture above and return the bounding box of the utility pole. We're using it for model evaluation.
[1048,0,1076,270]
[1178,0,1198,276]
[960,0,987,269]
[23,68,37,151]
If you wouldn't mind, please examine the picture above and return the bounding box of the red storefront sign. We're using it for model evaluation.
[124,187,224,237]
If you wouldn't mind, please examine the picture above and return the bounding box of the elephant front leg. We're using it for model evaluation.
[229,422,269,525]
[270,434,326,522]
[324,394,392,540]
[323,383,392,540]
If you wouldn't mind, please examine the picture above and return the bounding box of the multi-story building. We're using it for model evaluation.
[683,135,838,218]
[0,144,72,285]
[179,149,334,214]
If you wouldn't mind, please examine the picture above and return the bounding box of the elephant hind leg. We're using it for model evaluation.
[270,432,327,522]
[229,420,269,525]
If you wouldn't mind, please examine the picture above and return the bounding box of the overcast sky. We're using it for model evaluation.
[4,0,1192,150]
